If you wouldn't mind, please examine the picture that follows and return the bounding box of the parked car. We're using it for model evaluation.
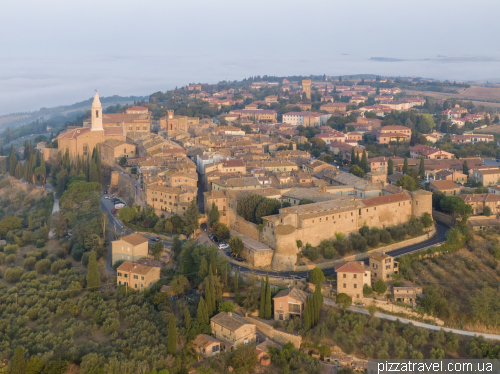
[208,233,214,240]
[104,195,109,199]
[212,236,219,243]
[218,243,229,250]
[235,256,245,262]
[225,251,232,257]
[115,203,126,209]
[104,191,108,194]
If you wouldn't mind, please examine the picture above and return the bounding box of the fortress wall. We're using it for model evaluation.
[231,215,260,241]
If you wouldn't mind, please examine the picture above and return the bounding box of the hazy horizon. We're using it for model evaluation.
[2,0,500,116]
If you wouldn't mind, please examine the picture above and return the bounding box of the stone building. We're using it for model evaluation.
[210,312,256,351]
[336,261,371,301]
[273,287,308,321]
[111,233,149,265]
[193,334,221,358]
[57,93,126,158]
[145,185,197,218]
[302,78,311,99]
[116,261,160,291]
[369,252,398,281]
[160,110,200,134]
[100,139,136,165]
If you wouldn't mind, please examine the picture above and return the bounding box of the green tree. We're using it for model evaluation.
[0,216,23,237]
[419,158,425,178]
[15,160,23,180]
[117,206,137,223]
[209,202,219,227]
[396,175,419,191]
[440,196,473,216]
[234,268,239,300]
[373,279,388,295]
[167,313,177,355]
[218,301,236,313]
[212,222,230,240]
[25,356,44,374]
[185,199,200,237]
[367,304,377,317]
[403,157,409,175]
[237,194,265,223]
[150,241,163,260]
[86,250,101,291]
[264,273,272,319]
[229,236,244,256]
[349,164,365,178]
[336,293,352,312]
[360,150,369,172]
[172,234,182,257]
[259,278,266,318]
[89,160,99,183]
[421,212,434,228]
[9,144,17,176]
[197,296,209,324]
[298,198,315,205]
[463,160,469,176]
[11,346,26,374]
[350,147,356,165]
[255,198,281,223]
[296,240,303,249]
[483,206,492,217]
[310,267,325,285]
[387,158,394,175]
[184,308,191,331]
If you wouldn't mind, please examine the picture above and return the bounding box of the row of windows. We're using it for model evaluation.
[128,126,148,131]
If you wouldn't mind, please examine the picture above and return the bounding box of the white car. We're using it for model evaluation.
[218,243,229,250]
[115,203,126,209]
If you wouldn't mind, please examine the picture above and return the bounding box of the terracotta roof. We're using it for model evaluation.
[210,312,253,332]
[223,159,245,168]
[193,334,220,348]
[478,168,500,175]
[120,233,149,246]
[361,192,411,207]
[336,262,365,273]
[429,180,460,190]
[104,127,125,136]
[57,127,91,139]
[273,287,308,303]
[117,261,159,275]
[102,113,144,123]
[127,106,149,111]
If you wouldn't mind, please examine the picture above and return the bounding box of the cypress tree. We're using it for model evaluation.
[209,273,216,312]
[234,269,239,301]
[197,297,208,324]
[89,159,99,182]
[24,159,30,183]
[393,147,398,157]
[264,273,272,319]
[167,313,177,355]
[184,308,191,331]
[403,157,409,175]
[95,148,102,183]
[419,158,425,178]
[86,250,101,291]
[23,141,29,160]
[9,144,16,176]
[259,278,266,318]
[387,158,394,175]
[360,150,368,172]
[11,346,25,374]
[210,253,216,275]
[355,151,360,165]
[350,147,356,165]
[205,276,213,316]
[463,160,469,175]
[15,160,23,180]
[304,298,311,330]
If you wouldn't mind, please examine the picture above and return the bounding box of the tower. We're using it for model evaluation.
[91,92,103,131]
[302,79,311,100]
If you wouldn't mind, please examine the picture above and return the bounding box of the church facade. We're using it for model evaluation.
[57,93,127,158]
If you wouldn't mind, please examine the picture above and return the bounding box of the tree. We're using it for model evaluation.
[421,212,434,228]
[25,356,44,374]
[259,278,265,318]
[234,268,239,300]
[212,222,230,240]
[360,150,369,172]
[184,308,191,331]
[349,164,365,178]
[0,215,23,237]
[218,301,236,313]
[298,198,314,205]
[440,196,473,216]
[387,158,394,175]
[170,274,189,296]
[310,267,325,285]
[230,343,258,373]
[396,175,419,191]
[403,157,409,175]
[9,144,17,176]
[336,293,352,312]
[11,346,26,374]
[119,157,127,166]
[229,236,244,256]
[373,279,388,295]
[463,160,469,176]
[209,202,219,227]
[86,250,100,290]
[237,194,265,223]
[185,199,200,237]
[296,240,303,249]
[197,296,209,324]
[350,147,356,165]
[483,206,492,217]
[419,158,425,178]
[264,273,272,319]
[117,206,137,223]
[150,241,163,260]
[165,314,177,356]
[363,284,374,296]
[255,198,281,223]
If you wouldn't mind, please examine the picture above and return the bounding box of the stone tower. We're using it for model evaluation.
[410,190,433,218]
[302,79,311,100]
[91,92,103,131]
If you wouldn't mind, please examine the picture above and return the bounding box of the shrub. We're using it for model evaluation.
[350,233,367,252]
[319,240,336,259]
[359,225,369,237]
[4,244,18,255]
[23,256,36,270]
[36,239,45,248]
[303,244,319,262]
[373,279,388,295]
[51,259,70,274]
[35,258,51,274]
[388,225,406,241]
[113,259,125,271]
[333,238,353,256]
[363,284,373,296]
[4,267,23,282]
[0,252,5,264]
[366,232,380,247]
[6,254,16,264]
[379,229,392,244]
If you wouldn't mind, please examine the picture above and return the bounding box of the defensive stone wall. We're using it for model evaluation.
[232,215,260,241]
[244,316,302,348]
[110,171,120,186]
[432,209,455,227]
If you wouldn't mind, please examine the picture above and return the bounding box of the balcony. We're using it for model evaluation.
[288,303,301,314]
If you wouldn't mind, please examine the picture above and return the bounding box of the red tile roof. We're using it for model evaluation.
[361,192,411,207]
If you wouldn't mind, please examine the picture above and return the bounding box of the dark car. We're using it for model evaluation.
[235,256,245,262]
[212,236,219,242]
[225,251,231,256]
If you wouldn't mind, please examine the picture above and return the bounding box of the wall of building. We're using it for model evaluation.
[359,201,412,229]
[244,316,302,348]
[111,240,148,266]
[231,215,260,241]
[243,247,274,268]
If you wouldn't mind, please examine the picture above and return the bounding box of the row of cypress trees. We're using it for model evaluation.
[259,274,272,319]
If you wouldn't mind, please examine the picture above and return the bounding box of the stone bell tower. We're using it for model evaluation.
[302,79,311,100]
[91,92,103,131]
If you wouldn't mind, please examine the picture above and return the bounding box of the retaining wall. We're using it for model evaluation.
[244,316,302,348]
[432,210,455,227]
[363,298,444,326]
[232,215,260,241]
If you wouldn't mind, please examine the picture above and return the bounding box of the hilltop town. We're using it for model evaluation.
[1,75,500,374]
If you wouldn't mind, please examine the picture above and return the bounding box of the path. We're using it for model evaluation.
[323,299,500,341]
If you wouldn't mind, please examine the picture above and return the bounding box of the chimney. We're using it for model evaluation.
[228,312,232,317]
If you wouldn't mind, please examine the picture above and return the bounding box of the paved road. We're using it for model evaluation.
[323,299,500,341]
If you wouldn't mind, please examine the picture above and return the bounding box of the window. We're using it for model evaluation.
[134,275,138,279]
[135,284,137,289]
[343,283,346,288]
[353,274,357,279]
[343,274,346,278]
[124,274,128,278]
[117,272,122,276]
[96,110,99,118]
[141,276,144,280]
[354,284,357,289]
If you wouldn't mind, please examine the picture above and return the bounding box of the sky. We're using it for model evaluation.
[1,0,500,115]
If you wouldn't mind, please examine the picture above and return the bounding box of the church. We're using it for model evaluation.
[57,93,127,158]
